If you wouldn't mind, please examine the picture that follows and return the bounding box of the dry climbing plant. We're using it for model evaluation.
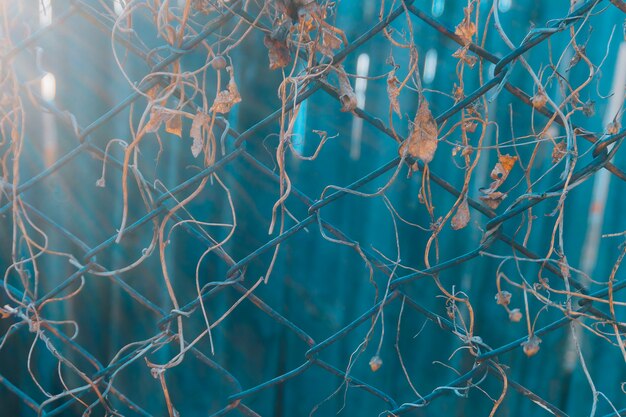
[1,0,626,416]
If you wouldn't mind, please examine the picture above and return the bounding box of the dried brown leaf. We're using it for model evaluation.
[455,5,476,44]
[451,199,470,230]
[387,70,401,117]
[399,98,438,164]
[336,65,357,112]
[210,67,241,114]
[165,114,182,137]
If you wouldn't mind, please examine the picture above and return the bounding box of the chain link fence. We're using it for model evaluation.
[2,0,626,416]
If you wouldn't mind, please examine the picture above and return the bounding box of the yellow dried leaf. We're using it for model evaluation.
[165,114,182,137]
[451,199,470,230]
[399,98,438,164]
[485,154,517,192]
[456,22,476,44]
[455,5,476,44]
[498,154,517,173]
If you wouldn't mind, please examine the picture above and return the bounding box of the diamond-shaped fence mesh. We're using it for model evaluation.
[2,0,626,416]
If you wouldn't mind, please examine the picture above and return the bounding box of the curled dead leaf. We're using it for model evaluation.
[399,98,438,164]
[479,154,517,208]
[210,66,241,114]
[455,4,477,44]
[522,335,542,357]
[165,114,182,137]
[190,112,209,158]
[264,35,291,70]
[336,65,357,112]
[319,28,342,57]
[496,154,517,176]
[387,70,401,117]
[451,198,470,230]
[146,108,168,133]
[369,355,383,372]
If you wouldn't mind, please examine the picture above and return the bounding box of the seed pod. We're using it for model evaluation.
[522,335,542,357]
[509,308,522,322]
[211,56,227,70]
[369,355,383,372]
